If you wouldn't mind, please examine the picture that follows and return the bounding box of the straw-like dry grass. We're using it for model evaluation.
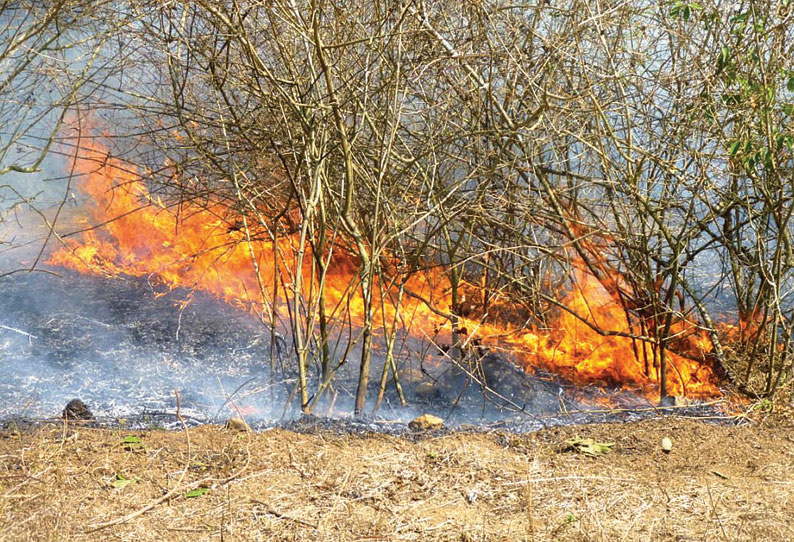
[1,414,793,541]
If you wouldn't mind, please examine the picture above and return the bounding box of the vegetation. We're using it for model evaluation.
[2,0,794,411]
[1,416,793,540]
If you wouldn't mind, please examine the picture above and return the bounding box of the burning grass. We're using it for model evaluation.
[47,129,721,404]
[2,414,793,541]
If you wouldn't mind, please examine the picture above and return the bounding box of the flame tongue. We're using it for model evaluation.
[488,270,718,398]
[51,143,286,306]
[49,136,720,401]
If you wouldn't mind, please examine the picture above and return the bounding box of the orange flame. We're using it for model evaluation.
[482,271,718,398]
[48,133,720,400]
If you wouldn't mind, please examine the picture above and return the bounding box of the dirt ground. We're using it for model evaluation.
[1,411,793,542]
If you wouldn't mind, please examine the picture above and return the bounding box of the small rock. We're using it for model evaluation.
[408,414,444,431]
[225,417,251,432]
[62,399,94,421]
[661,437,673,453]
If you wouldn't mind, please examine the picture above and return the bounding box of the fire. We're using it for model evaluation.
[48,133,720,400]
[48,134,451,328]
[484,271,719,398]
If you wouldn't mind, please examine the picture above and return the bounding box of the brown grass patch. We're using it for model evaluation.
[1,416,793,541]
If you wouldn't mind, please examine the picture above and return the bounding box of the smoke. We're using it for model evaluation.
[0,136,705,427]
[0,268,572,427]
[0,140,593,427]
[0,271,285,422]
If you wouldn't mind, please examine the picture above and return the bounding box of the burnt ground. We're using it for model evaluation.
[2,266,793,540]
[0,270,616,427]
[1,411,793,542]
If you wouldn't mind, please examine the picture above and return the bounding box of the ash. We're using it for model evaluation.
[1,272,281,424]
[1,272,707,431]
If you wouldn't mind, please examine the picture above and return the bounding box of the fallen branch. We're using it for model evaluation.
[85,476,214,533]
[85,390,196,533]
[249,498,318,529]
[0,324,38,343]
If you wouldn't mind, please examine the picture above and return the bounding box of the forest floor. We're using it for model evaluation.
[1,406,793,542]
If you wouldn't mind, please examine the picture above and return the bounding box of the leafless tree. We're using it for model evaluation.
[0,1,131,277]
[14,0,792,410]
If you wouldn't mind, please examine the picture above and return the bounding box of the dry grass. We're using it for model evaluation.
[1,415,793,541]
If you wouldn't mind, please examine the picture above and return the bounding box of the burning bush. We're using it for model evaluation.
[4,1,794,413]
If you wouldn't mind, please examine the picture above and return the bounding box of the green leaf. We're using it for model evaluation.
[185,487,210,498]
[121,435,142,450]
[716,47,730,74]
[670,1,702,20]
[787,76,794,93]
[728,140,742,156]
[111,473,136,489]
[565,437,615,457]
[744,152,759,170]
[761,147,774,169]
[730,12,749,35]
[722,93,742,105]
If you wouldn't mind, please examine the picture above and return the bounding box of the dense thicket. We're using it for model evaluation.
[2,1,793,410]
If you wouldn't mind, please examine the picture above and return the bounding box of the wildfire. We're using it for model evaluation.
[48,134,721,400]
[485,271,719,398]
